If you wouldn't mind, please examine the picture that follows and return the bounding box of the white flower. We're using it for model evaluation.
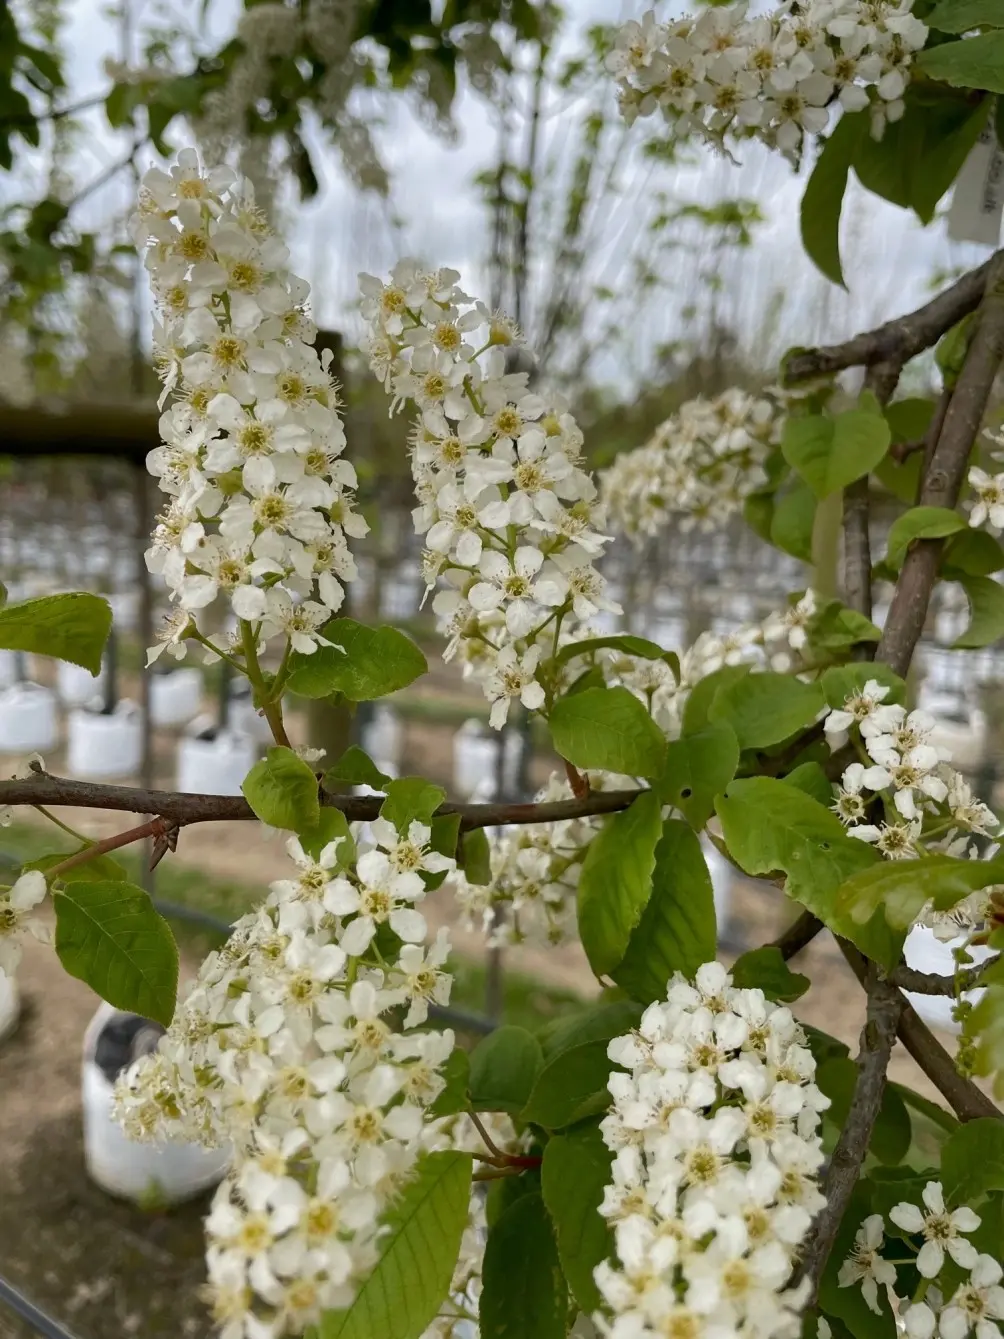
[837,1213,896,1314]
[467,546,562,637]
[941,1254,1004,1339]
[902,1302,938,1339]
[889,1181,980,1278]
[968,467,1004,532]
[484,644,545,729]
[0,870,49,976]
[824,679,899,737]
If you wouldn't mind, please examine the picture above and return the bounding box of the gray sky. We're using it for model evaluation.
[46,0,1000,390]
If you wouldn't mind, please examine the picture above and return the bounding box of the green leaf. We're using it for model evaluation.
[770,480,817,561]
[709,671,825,751]
[782,761,833,807]
[541,1123,614,1314]
[611,820,717,1004]
[521,1039,616,1129]
[817,1057,912,1166]
[821,663,907,709]
[782,407,890,498]
[549,686,667,779]
[297,806,356,865]
[481,1192,567,1339]
[801,110,865,286]
[943,529,1004,577]
[919,31,1004,91]
[682,664,751,734]
[428,1048,470,1119]
[885,506,966,570]
[886,398,936,444]
[287,618,427,701]
[715,778,904,970]
[577,791,663,977]
[928,0,1004,33]
[241,746,320,832]
[558,634,680,681]
[655,722,739,827]
[29,849,128,884]
[731,946,810,1002]
[537,999,643,1062]
[321,1151,473,1339]
[941,1118,1004,1205]
[380,778,446,831]
[323,746,391,791]
[460,828,492,885]
[806,600,882,655]
[953,574,1004,647]
[468,1026,542,1115]
[0,592,111,673]
[53,880,178,1026]
[836,856,1004,930]
[876,451,925,506]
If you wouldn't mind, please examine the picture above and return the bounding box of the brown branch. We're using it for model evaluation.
[843,361,900,631]
[44,816,171,879]
[800,964,904,1301]
[769,910,824,961]
[784,256,999,384]
[0,770,643,832]
[889,957,999,996]
[877,255,1004,675]
[842,941,1001,1123]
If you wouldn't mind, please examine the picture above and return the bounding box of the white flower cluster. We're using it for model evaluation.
[967,428,1004,535]
[595,963,828,1339]
[0,869,49,982]
[838,1185,1001,1339]
[134,149,365,667]
[115,818,456,1339]
[825,679,999,875]
[359,260,616,728]
[607,1,928,157]
[453,770,631,948]
[600,390,783,541]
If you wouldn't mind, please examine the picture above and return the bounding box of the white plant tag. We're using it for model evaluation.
[948,117,1004,247]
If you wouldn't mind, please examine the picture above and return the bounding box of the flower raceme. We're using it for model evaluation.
[595,963,828,1339]
[608,0,929,157]
[134,149,366,666]
[359,260,617,727]
[115,820,458,1339]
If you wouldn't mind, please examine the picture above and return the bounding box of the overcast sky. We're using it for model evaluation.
[43,0,1001,391]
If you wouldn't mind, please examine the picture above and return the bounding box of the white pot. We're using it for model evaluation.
[903,926,993,1032]
[82,1003,230,1205]
[177,729,258,796]
[58,658,108,709]
[150,669,203,727]
[700,836,733,935]
[228,694,277,745]
[452,721,521,801]
[67,702,143,779]
[0,682,59,754]
[362,706,403,771]
[0,972,19,1044]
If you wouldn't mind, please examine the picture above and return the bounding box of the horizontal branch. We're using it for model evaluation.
[0,770,643,832]
[889,957,999,997]
[784,254,999,383]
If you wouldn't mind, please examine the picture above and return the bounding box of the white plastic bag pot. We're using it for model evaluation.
[68,702,143,779]
[150,668,203,727]
[362,705,403,772]
[82,1002,230,1205]
[177,726,258,796]
[227,692,276,745]
[57,659,108,709]
[453,720,521,801]
[0,972,19,1044]
[0,682,58,754]
[902,926,993,1032]
[700,836,734,938]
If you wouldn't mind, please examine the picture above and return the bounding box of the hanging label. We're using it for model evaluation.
[948,116,1004,247]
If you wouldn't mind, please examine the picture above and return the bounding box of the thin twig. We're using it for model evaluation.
[769,911,824,961]
[43,816,170,880]
[784,255,1000,384]
[889,957,999,996]
[877,255,1004,675]
[468,1111,506,1162]
[0,770,643,832]
[800,965,904,1301]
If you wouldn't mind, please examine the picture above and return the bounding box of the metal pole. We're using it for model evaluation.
[0,1275,82,1339]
